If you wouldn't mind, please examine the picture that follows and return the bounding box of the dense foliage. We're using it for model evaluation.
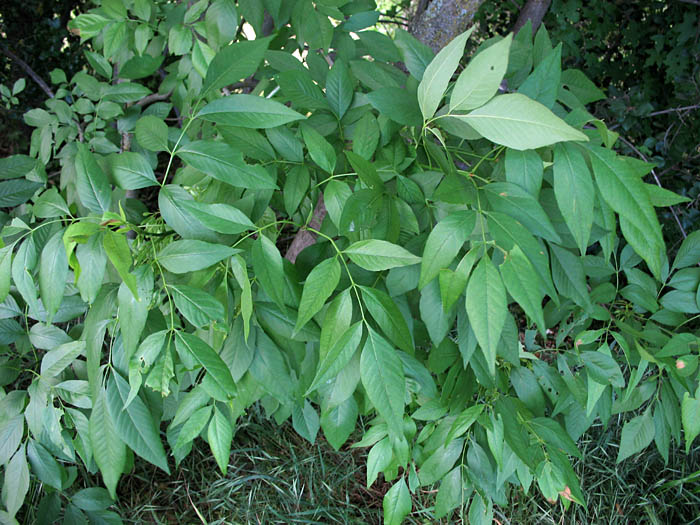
[544,0,700,238]
[0,1,699,523]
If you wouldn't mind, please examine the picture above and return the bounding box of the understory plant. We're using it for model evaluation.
[0,1,699,523]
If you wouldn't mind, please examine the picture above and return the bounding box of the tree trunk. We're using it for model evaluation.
[409,0,486,54]
[409,0,552,53]
[513,0,552,34]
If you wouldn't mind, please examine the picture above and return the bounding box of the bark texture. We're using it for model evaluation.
[409,0,486,54]
[513,0,552,34]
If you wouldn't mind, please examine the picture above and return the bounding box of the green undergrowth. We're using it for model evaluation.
[21,407,699,525]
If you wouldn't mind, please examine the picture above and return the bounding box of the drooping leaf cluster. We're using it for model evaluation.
[0,1,699,523]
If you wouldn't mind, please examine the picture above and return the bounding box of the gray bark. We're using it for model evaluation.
[409,0,486,54]
[513,0,552,34]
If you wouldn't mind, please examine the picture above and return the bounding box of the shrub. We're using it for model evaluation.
[0,1,698,523]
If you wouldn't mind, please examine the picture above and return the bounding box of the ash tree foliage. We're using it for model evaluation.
[0,0,699,523]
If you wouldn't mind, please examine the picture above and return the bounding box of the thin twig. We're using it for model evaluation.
[134,90,173,107]
[617,135,688,239]
[284,194,327,263]
[646,104,700,117]
[0,43,54,98]
[677,0,700,6]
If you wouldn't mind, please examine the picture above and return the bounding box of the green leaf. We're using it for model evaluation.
[108,152,158,190]
[529,418,581,458]
[157,240,236,274]
[450,34,512,111]
[367,88,422,127]
[361,286,413,353]
[170,284,225,328]
[176,140,277,189]
[106,373,170,473]
[276,69,328,110]
[485,182,559,243]
[118,268,151,360]
[367,437,392,487]
[499,245,546,334]
[104,21,128,58]
[230,255,252,341]
[419,210,476,289]
[208,407,233,474]
[456,94,588,150]
[345,240,421,272]
[673,231,700,269]
[292,400,320,444]
[582,347,625,388]
[505,148,543,196]
[175,332,236,400]
[120,55,164,80]
[283,165,310,215]
[40,341,85,377]
[103,82,151,103]
[68,13,110,40]
[351,112,380,160]
[134,116,169,152]
[439,250,478,311]
[489,212,559,301]
[588,146,665,279]
[248,329,294,405]
[393,28,433,80]
[296,257,340,333]
[174,405,212,451]
[325,59,353,119]
[75,143,112,214]
[435,467,463,519]
[418,28,473,120]
[197,94,306,128]
[465,257,507,376]
[308,321,363,394]
[419,439,464,486]
[301,124,336,174]
[71,488,114,512]
[517,43,562,108]
[90,388,126,499]
[251,235,286,308]
[267,126,304,162]
[360,328,405,435]
[446,404,484,445]
[103,230,138,299]
[0,179,42,207]
[553,143,594,254]
[180,200,255,234]
[646,184,691,207]
[561,69,605,104]
[617,411,655,463]
[321,396,358,450]
[345,151,383,190]
[34,188,70,218]
[0,246,11,302]
[2,445,29,518]
[205,0,238,49]
[158,188,212,242]
[383,478,412,525]
[168,24,192,55]
[319,288,353,357]
[0,416,22,466]
[0,154,38,180]
[39,230,68,324]
[682,393,700,454]
[550,243,592,310]
[11,239,40,314]
[202,38,270,95]
[26,440,62,490]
